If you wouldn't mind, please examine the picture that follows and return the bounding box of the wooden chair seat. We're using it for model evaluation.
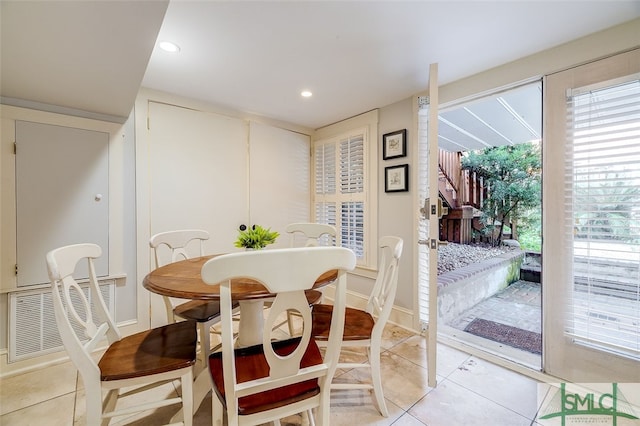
[100,320,197,381]
[312,304,375,341]
[305,289,322,306]
[209,337,322,415]
[173,299,223,323]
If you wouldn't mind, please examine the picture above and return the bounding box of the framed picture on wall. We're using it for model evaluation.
[382,129,407,160]
[385,164,409,192]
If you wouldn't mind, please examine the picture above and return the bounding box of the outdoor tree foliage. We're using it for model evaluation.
[461,143,541,246]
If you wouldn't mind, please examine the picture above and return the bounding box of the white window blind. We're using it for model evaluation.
[417,96,431,324]
[314,131,367,261]
[565,75,640,360]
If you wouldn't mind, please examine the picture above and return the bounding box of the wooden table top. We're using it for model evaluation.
[143,254,338,301]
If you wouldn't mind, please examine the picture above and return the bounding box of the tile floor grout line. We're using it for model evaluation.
[437,373,538,424]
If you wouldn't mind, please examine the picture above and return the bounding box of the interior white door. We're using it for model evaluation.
[15,121,109,286]
[147,102,249,325]
[543,48,640,382]
[148,102,249,254]
[248,121,311,248]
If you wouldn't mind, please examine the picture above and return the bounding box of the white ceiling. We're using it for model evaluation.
[434,81,542,152]
[0,0,168,121]
[2,1,639,131]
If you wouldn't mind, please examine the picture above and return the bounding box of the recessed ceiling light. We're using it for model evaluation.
[301,90,313,98]
[159,41,180,53]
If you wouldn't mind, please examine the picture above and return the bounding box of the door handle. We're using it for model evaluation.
[418,239,448,249]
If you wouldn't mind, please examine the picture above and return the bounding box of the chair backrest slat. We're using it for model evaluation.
[286,222,336,247]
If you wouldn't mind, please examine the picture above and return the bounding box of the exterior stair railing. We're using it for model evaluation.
[438,150,484,210]
[438,149,487,244]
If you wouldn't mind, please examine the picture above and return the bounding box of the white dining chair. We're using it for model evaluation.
[47,243,196,425]
[312,236,403,417]
[201,246,356,426]
[149,229,222,366]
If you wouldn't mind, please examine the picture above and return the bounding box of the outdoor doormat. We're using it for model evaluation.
[464,318,542,355]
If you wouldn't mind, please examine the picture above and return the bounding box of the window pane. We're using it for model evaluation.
[566,77,640,359]
[341,201,364,258]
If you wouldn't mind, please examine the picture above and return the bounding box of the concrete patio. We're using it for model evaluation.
[448,280,542,335]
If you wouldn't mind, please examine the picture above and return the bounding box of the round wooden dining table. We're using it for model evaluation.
[143,253,338,347]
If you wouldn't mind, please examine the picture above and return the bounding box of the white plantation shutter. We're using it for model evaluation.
[340,135,365,257]
[565,75,640,360]
[315,143,336,195]
[341,201,364,257]
[340,135,364,194]
[314,130,367,263]
[314,143,337,235]
[314,202,337,246]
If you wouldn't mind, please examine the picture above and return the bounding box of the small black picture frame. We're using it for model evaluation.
[385,164,409,193]
[382,129,407,160]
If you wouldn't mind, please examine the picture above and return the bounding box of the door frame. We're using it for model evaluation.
[413,64,440,388]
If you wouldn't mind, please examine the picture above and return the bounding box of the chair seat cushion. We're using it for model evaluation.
[311,303,374,341]
[208,337,322,415]
[99,320,197,381]
[174,299,222,323]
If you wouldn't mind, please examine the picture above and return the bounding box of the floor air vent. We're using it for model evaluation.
[8,280,115,363]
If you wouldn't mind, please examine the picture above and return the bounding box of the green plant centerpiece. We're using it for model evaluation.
[234,225,280,250]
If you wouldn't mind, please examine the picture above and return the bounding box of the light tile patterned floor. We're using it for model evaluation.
[0,323,546,425]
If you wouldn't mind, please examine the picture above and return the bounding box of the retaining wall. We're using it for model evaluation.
[437,249,525,324]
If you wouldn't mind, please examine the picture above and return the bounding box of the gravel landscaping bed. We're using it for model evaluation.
[437,242,517,275]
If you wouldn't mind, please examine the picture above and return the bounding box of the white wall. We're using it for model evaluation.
[377,99,414,311]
